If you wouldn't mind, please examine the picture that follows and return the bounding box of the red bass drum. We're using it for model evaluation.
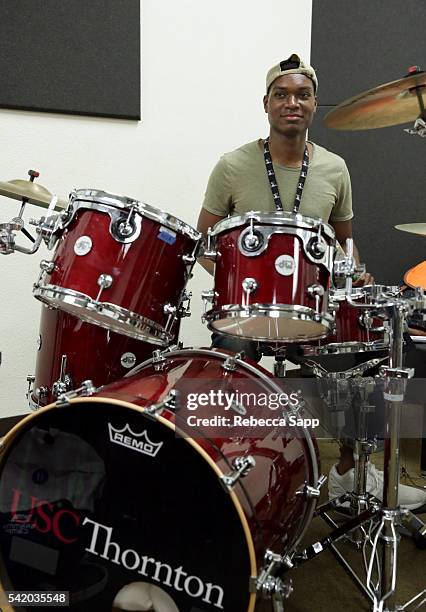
[1,349,319,611]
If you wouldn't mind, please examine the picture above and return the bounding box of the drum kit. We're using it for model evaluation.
[0,67,424,612]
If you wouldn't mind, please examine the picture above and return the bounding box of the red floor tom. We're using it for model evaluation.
[28,306,167,409]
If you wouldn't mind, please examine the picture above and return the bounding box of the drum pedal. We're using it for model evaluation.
[254,550,294,610]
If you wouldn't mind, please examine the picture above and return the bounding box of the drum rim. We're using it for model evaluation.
[210,210,335,240]
[33,284,172,345]
[331,285,401,302]
[126,346,281,383]
[303,340,390,355]
[411,335,426,344]
[204,304,333,342]
[69,188,203,244]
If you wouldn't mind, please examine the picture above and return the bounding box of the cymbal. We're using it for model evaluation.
[0,178,67,209]
[324,71,426,130]
[395,223,426,237]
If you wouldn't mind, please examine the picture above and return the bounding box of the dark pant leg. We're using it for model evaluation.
[210,332,262,363]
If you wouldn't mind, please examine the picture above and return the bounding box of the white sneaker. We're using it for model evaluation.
[328,462,426,511]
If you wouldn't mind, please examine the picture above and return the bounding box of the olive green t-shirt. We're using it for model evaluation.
[202,139,353,223]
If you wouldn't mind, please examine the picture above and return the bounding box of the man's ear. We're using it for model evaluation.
[263,94,269,113]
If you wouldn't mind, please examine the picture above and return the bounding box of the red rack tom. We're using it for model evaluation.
[203,212,335,342]
[317,285,400,354]
[33,189,202,345]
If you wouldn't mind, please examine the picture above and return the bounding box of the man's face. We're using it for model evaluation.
[263,73,317,136]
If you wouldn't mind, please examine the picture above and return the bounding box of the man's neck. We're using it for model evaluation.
[267,131,308,167]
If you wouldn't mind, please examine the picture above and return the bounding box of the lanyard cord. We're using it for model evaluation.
[263,138,309,213]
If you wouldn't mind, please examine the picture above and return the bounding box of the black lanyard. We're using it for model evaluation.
[263,137,309,213]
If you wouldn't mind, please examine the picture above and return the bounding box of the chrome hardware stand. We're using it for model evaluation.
[0,169,60,255]
[404,116,426,138]
[403,66,426,138]
[178,290,192,318]
[279,249,426,611]
[203,227,218,260]
[274,353,287,378]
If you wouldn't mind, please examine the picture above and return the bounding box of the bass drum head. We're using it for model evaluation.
[0,402,254,611]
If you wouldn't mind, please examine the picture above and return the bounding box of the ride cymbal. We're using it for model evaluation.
[324,70,426,130]
[0,178,67,209]
[395,223,426,237]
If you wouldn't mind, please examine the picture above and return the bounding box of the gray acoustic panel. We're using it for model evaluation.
[311,0,426,106]
[0,0,140,119]
[310,107,425,285]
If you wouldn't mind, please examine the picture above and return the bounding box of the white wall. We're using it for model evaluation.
[0,0,312,416]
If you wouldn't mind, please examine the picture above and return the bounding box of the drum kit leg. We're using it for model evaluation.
[261,267,426,612]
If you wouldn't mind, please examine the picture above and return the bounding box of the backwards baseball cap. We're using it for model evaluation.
[266,53,318,93]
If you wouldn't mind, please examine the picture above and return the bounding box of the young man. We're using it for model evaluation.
[197,53,426,511]
[198,53,371,279]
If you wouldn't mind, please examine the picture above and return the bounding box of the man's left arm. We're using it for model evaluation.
[331,219,375,285]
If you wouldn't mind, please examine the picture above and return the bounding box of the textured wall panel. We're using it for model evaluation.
[310,1,425,285]
[0,0,140,119]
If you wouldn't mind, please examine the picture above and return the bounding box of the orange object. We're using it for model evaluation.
[404,260,426,290]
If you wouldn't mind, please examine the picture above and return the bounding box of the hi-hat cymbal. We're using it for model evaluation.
[324,70,426,130]
[0,178,67,209]
[395,223,426,237]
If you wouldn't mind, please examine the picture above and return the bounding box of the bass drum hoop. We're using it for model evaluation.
[0,398,257,612]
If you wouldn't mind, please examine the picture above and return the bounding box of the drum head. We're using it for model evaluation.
[209,309,330,341]
[0,403,252,611]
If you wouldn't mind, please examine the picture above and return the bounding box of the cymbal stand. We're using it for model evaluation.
[0,170,59,255]
[349,377,380,546]
[306,361,383,552]
[337,246,426,610]
[269,249,426,611]
[403,66,426,138]
[366,297,426,612]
